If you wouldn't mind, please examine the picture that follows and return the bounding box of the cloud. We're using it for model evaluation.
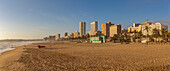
[157,19,170,22]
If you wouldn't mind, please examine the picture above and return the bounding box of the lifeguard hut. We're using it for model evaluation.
[90,36,105,43]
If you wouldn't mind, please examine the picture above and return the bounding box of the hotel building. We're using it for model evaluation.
[64,32,69,38]
[79,22,86,37]
[55,34,60,40]
[101,22,114,37]
[74,31,79,38]
[141,22,168,35]
[128,23,142,32]
[110,24,121,37]
[89,21,98,36]
[128,20,168,36]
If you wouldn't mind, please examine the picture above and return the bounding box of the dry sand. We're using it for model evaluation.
[0,41,170,71]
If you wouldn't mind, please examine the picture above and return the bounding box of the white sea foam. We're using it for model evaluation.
[0,41,41,55]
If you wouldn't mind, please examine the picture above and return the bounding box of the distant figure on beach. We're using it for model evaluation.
[37,45,46,48]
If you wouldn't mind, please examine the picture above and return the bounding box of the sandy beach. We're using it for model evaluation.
[0,45,25,71]
[0,41,170,71]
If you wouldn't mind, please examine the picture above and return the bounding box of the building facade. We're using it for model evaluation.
[64,32,69,38]
[110,24,121,37]
[141,22,168,35]
[128,23,142,33]
[101,22,114,37]
[74,31,79,38]
[49,36,55,41]
[69,33,74,38]
[55,34,60,40]
[89,21,98,36]
[79,22,86,37]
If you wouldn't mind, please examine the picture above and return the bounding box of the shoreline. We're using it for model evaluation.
[0,48,15,56]
[0,45,25,71]
[0,41,42,71]
[0,41,45,55]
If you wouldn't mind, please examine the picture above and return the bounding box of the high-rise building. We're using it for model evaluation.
[49,36,55,41]
[74,31,79,38]
[55,34,60,40]
[89,21,98,36]
[64,32,68,37]
[110,24,121,37]
[101,22,114,37]
[64,32,69,38]
[79,22,86,37]
[69,33,74,38]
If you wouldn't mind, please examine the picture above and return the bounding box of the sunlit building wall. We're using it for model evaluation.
[79,22,86,37]
[110,24,121,37]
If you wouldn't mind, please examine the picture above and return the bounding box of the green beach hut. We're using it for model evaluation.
[90,36,105,43]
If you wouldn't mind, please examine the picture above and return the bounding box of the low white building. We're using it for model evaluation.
[141,22,168,35]
[128,23,142,32]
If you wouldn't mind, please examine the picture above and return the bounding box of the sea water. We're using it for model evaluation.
[0,41,39,55]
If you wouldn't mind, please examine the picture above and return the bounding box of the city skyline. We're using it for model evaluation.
[0,0,170,39]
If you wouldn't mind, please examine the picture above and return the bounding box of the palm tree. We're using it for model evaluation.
[120,35,125,42]
[168,32,170,38]
[161,28,167,38]
[111,34,118,42]
[129,29,132,33]
[124,33,128,39]
[144,25,151,38]
[152,28,159,38]
[86,33,90,38]
[133,30,137,39]
[138,31,143,38]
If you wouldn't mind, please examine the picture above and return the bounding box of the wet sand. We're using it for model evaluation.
[0,41,170,71]
[0,45,25,71]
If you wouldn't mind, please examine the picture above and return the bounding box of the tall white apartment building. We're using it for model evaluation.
[55,34,60,40]
[89,21,98,36]
[79,22,86,37]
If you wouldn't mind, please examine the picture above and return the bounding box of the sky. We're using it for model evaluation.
[0,0,170,39]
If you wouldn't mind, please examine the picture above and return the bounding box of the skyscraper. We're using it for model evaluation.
[64,32,68,38]
[79,22,86,37]
[89,21,98,36]
[64,32,68,37]
[101,22,114,37]
[110,24,121,37]
[55,34,60,40]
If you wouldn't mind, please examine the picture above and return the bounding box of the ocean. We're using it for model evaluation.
[0,41,39,55]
